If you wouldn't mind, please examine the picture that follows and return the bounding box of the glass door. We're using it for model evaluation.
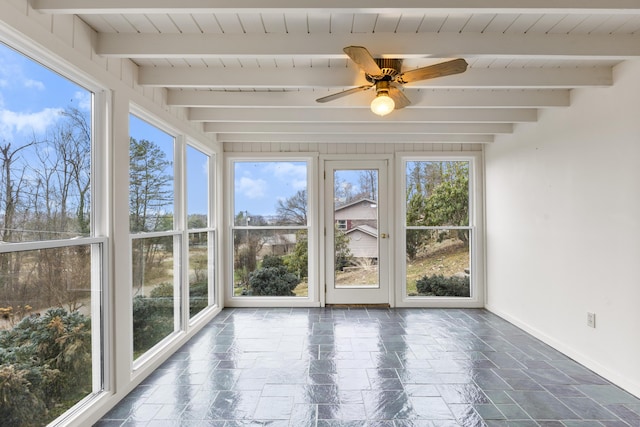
[324,160,390,305]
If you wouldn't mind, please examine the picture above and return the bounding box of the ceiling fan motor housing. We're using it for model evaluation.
[366,58,403,82]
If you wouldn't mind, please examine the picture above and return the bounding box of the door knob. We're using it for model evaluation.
[380,233,388,239]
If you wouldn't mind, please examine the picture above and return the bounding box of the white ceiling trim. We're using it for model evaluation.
[140,67,612,89]
[167,89,571,108]
[203,122,513,134]
[32,0,640,15]
[189,107,537,123]
[97,33,640,60]
[218,133,494,144]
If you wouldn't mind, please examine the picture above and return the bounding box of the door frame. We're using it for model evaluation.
[320,155,394,307]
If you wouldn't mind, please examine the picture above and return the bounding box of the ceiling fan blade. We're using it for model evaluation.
[396,58,468,84]
[388,85,411,109]
[315,85,373,103]
[343,46,383,76]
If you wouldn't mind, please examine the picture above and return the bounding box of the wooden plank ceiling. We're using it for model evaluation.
[32,1,640,144]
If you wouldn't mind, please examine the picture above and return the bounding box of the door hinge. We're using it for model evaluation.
[323,170,326,179]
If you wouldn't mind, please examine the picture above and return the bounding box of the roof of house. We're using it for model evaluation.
[344,224,378,238]
[335,197,377,212]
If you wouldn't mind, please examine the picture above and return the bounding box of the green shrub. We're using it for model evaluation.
[150,281,173,298]
[0,364,49,426]
[0,308,91,427]
[415,274,470,297]
[247,256,300,296]
[189,281,208,317]
[260,255,283,268]
[132,286,174,356]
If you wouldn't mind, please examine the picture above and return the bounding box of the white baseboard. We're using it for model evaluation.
[485,304,640,399]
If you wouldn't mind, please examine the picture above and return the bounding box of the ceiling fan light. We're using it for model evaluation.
[370,92,395,116]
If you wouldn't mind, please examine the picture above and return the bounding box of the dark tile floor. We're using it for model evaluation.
[95,308,640,427]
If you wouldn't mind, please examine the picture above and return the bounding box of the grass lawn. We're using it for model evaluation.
[406,240,469,295]
[231,238,469,297]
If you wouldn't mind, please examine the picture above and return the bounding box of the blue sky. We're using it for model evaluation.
[0,43,89,145]
[1,41,212,217]
[234,161,307,218]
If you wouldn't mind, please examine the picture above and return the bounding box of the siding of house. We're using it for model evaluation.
[335,200,378,231]
[345,229,378,258]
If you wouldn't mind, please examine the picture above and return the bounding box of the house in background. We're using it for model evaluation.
[334,198,378,232]
[260,233,297,257]
[344,225,378,259]
[334,198,379,260]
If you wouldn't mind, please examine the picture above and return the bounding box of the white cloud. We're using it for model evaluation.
[24,79,45,90]
[236,176,267,199]
[74,91,91,111]
[264,162,307,185]
[291,179,307,190]
[0,107,63,138]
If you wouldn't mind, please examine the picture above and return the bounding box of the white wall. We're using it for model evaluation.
[485,60,640,397]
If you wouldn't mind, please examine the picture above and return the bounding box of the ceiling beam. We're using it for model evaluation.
[219,133,494,144]
[168,89,571,108]
[32,0,640,15]
[98,33,640,60]
[203,122,512,134]
[189,108,537,123]
[141,67,612,89]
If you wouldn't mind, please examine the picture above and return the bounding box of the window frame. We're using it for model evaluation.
[0,38,112,423]
[127,110,220,369]
[128,109,183,368]
[184,141,217,324]
[225,153,319,307]
[395,152,485,308]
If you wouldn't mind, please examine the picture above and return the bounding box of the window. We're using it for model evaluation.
[231,160,310,298]
[129,114,179,360]
[186,145,215,318]
[336,219,347,230]
[403,159,474,299]
[0,42,104,425]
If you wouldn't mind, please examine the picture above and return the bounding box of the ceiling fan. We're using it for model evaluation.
[316,46,468,116]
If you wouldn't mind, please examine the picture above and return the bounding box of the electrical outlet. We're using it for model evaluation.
[587,312,596,328]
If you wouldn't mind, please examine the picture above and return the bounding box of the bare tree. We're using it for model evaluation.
[129,137,173,293]
[0,141,36,242]
[275,189,307,225]
[60,107,91,235]
[358,170,377,201]
[0,142,35,295]
[0,107,93,311]
[334,175,355,205]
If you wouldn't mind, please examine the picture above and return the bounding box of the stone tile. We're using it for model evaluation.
[317,403,367,420]
[409,396,455,419]
[576,385,640,405]
[95,308,640,427]
[474,403,505,420]
[604,403,640,423]
[362,390,415,419]
[506,391,580,420]
[559,397,618,420]
[252,396,294,419]
[495,403,530,420]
